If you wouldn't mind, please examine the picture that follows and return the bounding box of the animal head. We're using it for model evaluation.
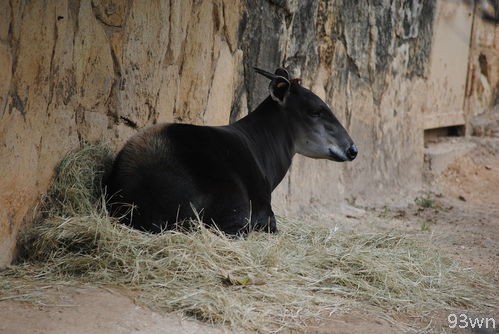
[254,67,358,162]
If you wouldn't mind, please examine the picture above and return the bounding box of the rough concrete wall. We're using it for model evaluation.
[423,0,473,130]
[0,0,243,266]
[0,0,436,266]
[464,6,498,135]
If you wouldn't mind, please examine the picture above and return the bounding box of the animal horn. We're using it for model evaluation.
[253,67,276,80]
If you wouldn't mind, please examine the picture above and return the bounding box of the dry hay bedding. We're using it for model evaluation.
[0,144,494,333]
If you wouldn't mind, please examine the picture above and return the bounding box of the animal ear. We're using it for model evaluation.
[269,76,290,103]
[274,68,289,80]
[253,67,290,102]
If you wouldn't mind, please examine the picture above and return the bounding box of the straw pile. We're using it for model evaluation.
[0,144,494,332]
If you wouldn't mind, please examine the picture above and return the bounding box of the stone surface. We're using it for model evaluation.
[0,0,473,266]
[463,4,498,128]
[425,138,477,176]
[423,0,472,130]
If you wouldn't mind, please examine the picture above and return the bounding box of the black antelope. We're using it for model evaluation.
[105,68,358,235]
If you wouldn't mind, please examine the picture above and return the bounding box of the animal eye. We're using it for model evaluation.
[309,110,322,118]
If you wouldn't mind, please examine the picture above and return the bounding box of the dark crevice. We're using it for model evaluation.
[8,91,25,119]
[265,0,292,17]
[479,0,499,23]
[478,53,489,78]
[45,7,59,116]
[345,47,361,78]
[120,116,138,129]
[105,29,124,125]
[75,106,84,143]
[8,0,19,84]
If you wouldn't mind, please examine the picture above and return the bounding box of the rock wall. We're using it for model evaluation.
[464,4,498,136]
[0,0,436,266]
[237,0,434,211]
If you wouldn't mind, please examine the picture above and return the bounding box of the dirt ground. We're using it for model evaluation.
[1,136,497,334]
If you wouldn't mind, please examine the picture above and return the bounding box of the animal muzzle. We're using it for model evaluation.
[346,144,358,161]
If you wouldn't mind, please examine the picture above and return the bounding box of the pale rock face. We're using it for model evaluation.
[75,0,114,114]
[3,0,492,266]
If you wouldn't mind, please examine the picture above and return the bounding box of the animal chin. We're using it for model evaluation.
[328,147,348,162]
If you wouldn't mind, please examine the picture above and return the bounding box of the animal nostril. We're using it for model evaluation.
[346,144,358,160]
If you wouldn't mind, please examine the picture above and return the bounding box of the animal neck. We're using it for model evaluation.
[231,97,295,190]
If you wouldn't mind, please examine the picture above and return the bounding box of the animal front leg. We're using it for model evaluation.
[265,213,277,233]
[251,204,277,233]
